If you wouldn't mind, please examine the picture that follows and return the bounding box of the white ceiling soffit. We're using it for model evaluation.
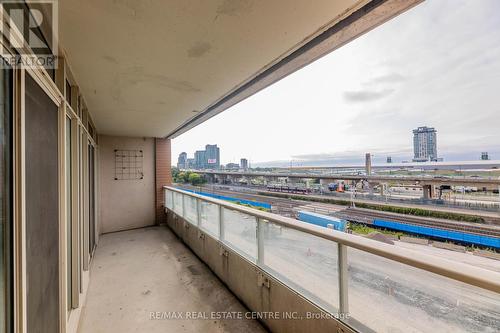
[59,0,420,138]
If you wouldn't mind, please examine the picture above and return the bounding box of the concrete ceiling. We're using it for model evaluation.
[60,0,369,138]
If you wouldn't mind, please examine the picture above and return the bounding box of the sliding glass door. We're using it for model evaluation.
[25,73,59,332]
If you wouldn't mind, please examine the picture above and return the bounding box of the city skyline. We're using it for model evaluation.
[177,145,252,170]
[172,0,500,167]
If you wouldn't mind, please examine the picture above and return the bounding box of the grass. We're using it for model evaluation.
[257,191,485,223]
[349,223,373,235]
[234,201,270,212]
[349,223,405,238]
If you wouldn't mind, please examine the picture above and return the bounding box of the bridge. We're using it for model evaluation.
[194,170,500,187]
[192,170,500,201]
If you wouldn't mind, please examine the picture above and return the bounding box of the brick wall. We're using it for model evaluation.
[155,138,172,224]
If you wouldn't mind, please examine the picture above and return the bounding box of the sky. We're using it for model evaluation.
[172,0,500,167]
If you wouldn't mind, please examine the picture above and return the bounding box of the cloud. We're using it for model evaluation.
[291,153,337,160]
[363,73,407,85]
[342,88,394,103]
[292,148,412,162]
[174,0,500,167]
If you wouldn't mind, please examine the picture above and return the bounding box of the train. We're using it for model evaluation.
[327,182,346,192]
[372,219,500,249]
[297,211,347,231]
[266,184,311,194]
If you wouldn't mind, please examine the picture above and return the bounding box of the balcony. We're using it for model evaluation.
[79,226,266,332]
[4,1,499,332]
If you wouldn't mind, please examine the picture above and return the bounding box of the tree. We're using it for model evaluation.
[188,173,205,185]
[171,166,180,180]
[177,172,187,183]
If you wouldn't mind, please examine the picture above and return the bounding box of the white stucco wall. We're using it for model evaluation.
[98,135,155,233]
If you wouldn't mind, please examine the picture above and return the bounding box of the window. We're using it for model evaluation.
[65,116,72,311]
[66,80,72,105]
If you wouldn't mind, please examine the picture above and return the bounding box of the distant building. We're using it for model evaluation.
[186,158,195,169]
[481,152,489,160]
[365,153,372,175]
[194,150,206,169]
[191,144,221,169]
[177,152,187,169]
[225,163,239,170]
[413,126,438,162]
[240,158,248,170]
[204,144,220,169]
[386,156,392,163]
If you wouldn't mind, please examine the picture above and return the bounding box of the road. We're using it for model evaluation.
[196,169,500,186]
[179,184,500,225]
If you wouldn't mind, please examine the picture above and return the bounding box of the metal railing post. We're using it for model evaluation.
[181,194,186,217]
[164,188,167,211]
[257,218,265,265]
[219,205,224,240]
[196,198,201,227]
[338,244,349,316]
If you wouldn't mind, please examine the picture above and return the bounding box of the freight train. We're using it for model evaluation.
[266,184,311,194]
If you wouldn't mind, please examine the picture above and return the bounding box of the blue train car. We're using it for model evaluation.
[178,188,271,209]
[297,211,346,231]
[373,219,500,249]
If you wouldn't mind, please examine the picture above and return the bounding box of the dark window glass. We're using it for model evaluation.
[66,80,72,105]
[65,116,72,310]
[25,74,60,332]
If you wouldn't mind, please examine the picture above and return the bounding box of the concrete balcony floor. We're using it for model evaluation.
[78,226,267,333]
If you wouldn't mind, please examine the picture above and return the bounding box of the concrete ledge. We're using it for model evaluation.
[473,249,500,261]
[431,241,466,253]
[400,236,429,245]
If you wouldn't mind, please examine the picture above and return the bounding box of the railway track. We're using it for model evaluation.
[338,207,500,238]
[178,185,500,238]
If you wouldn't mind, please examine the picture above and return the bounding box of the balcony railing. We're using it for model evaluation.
[164,186,500,333]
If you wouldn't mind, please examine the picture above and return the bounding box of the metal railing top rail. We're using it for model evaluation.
[164,186,500,294]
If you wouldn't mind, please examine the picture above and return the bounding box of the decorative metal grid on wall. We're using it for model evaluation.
[114,149,144,180]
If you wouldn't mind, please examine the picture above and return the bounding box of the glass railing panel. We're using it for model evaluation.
[199,201,220,238]
[165,190,173,210]
[345,247,500,333]
[173,192,184,216]
[222,208,257,261]
[183,195,198,225]
[262,221,340,312]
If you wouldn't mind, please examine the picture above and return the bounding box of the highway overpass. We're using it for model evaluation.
[194,170,500,187]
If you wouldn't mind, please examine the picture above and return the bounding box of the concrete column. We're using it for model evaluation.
[365,181,373,194]
[430,185,436,198]
[423,185,429,200]
[422,184,434,200]
[211,174,217,183]
[155,138,172,224]
[380,183,386,196]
